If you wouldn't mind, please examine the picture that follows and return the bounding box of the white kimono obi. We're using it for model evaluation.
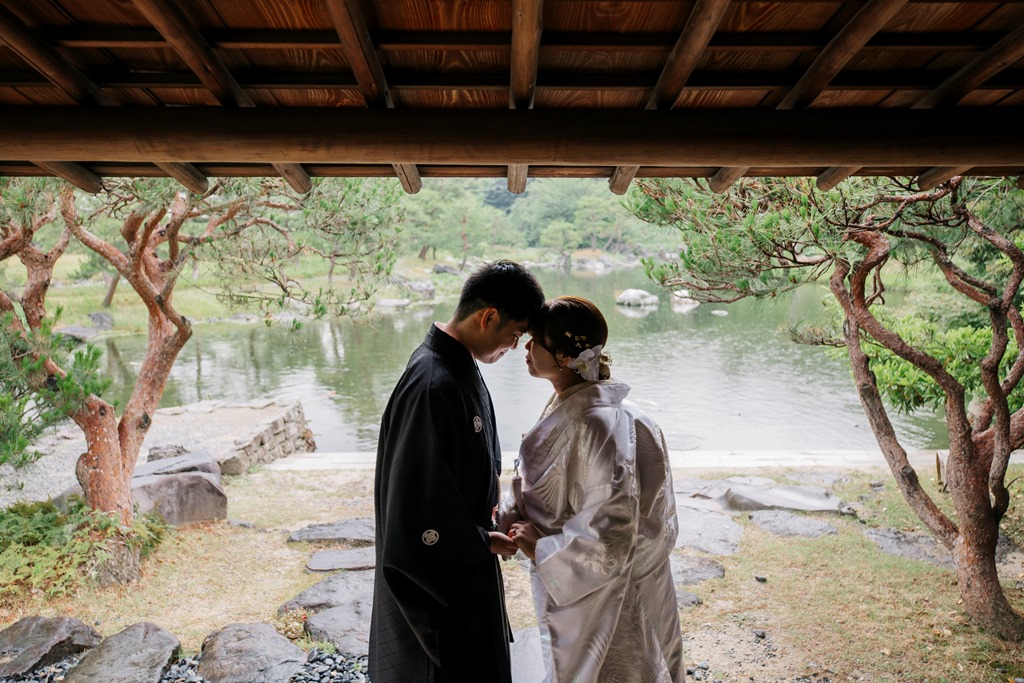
[518,380,684,683]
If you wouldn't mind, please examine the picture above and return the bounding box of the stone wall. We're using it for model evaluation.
[218,402,316,475]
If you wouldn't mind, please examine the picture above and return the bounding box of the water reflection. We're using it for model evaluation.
[101,269,949,453]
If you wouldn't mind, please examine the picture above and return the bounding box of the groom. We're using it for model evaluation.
[369,260,545,683]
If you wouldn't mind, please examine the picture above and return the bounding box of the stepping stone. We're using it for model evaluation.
[676,478,843,514]
[0,616,101,677]
[307,547,376,572]
[288,518,375,545]
[675,508,743,556]
[785,471,850,488]
[305,605,372,656]
[198,623,305,683]
[279,569,375,615]
[677,590,703,608]
[748,510,838,538]
[65,622,179,683]
[670,555,725,585]
[510,627,546,683]
[864,528,954,568]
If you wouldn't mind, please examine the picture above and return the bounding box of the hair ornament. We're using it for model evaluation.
[566,344,604,381]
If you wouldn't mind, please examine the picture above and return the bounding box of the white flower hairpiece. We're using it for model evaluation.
[566,344,603,381]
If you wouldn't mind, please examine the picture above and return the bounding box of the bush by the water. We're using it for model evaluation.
[0,499,167,599]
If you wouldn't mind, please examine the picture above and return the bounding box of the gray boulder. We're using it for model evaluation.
[132,472,227,525]
[675,477,843,514]
[864,528,955,568]
[65,622,179,683]
[0,616,101,677]
[288,518,375,545]
[677,590,703,608]
[307,547,376,572]
[280,569,374,615]
[133,450,221,483]
[198,623,305,683]
[88,312,114,330]
[749,510,838,538]
[615,288,659,307]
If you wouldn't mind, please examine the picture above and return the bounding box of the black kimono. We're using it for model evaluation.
[369,324,512,683]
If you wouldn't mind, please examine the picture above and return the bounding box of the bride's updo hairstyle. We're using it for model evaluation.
[530,296,612,380]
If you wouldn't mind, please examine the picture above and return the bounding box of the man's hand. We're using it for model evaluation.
[508,522,540,561]
[488,531,518,556]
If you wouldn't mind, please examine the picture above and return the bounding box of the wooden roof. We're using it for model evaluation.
[0,0,1022,195]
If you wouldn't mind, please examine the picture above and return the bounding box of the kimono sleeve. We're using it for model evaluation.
[378,378,494,610]
[532,410,639,607]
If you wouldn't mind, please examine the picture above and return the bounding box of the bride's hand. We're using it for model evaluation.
[508,522,540,561]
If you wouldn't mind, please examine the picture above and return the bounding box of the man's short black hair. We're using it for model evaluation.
[453,260,545,325]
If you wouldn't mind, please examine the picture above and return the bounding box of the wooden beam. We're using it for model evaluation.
[917,166,971,191]
[508,0,543,193]
[610,0,731,195]
[34,161,104,193]
[131,0,309,193]
[778,0,909,110]
[155,162,209,194]
[709,0,907,193]
[3,108,1020,169]
[324,0,420,194]
[913,24,1024,109]
[816,166,860,191]
[818,21,1024,190]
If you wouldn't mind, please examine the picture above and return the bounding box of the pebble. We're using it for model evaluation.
[0,651,368,683]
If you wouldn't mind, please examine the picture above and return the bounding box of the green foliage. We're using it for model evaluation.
[0,499,167,599]
[0,308,110,468]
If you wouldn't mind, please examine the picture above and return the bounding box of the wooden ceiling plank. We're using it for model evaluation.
[34,161,103,193]
[818,21,1024,190]
[325,0,420,194]
[0,4,113,105]
[156,161,209,194]
[712,0,908,194]
[912,23,1024,109]
[610,0,732,195]
[130,0,309,193]
[917,166,971,190]
[508,0,543,194]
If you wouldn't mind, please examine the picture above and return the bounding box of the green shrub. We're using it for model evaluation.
[0,499,168,598]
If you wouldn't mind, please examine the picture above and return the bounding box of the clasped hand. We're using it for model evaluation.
[488,522,540,561]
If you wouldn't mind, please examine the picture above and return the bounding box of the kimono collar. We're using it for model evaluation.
[544,379,632,420]
[425,322,478,372]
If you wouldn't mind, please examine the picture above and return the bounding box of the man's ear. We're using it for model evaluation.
[479,307,500,330]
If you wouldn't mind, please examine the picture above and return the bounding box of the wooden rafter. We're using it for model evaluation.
[130,0,309,194]
[507,0,544,194]
[2,107,1020,168]
[609,0,732,196]
[33,162,103,194]
[709,0,909,193]
[325,0,421,194]
[821,21,1024,191]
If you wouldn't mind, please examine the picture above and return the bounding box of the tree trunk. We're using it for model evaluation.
[102,272,119,308]
[418,244,429,260]
[74,397,132,525]
[953,521,1024,640]
[327,261,335,288]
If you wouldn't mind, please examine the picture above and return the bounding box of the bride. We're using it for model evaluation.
[504,296,684,683]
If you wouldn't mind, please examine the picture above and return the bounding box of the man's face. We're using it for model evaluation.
[476,312,529,364]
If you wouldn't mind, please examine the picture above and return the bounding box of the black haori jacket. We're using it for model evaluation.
[369,325,512,683]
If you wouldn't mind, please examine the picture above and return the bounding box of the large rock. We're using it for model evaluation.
[305,605,372,656]
[307,547,376,572]
[0,616,101,677]
[280,569,375,615]
[65,622,179,683]
[675,477,843,514]
[197,623,305,683]
[133,450,221,483]
[288,518,375,545]
[675,508,743,556]
[131,472,227,525]
[864,528,955,568]
[616,288,659,307]
[670,555,726,585]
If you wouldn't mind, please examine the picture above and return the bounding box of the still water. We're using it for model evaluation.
[102,268,949,454]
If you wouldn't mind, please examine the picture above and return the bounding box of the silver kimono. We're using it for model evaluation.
[517,380,684,683]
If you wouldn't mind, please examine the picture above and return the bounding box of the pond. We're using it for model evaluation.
[101,267,949,454]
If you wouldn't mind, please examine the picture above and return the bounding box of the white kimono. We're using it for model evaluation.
[518,380,684,683]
